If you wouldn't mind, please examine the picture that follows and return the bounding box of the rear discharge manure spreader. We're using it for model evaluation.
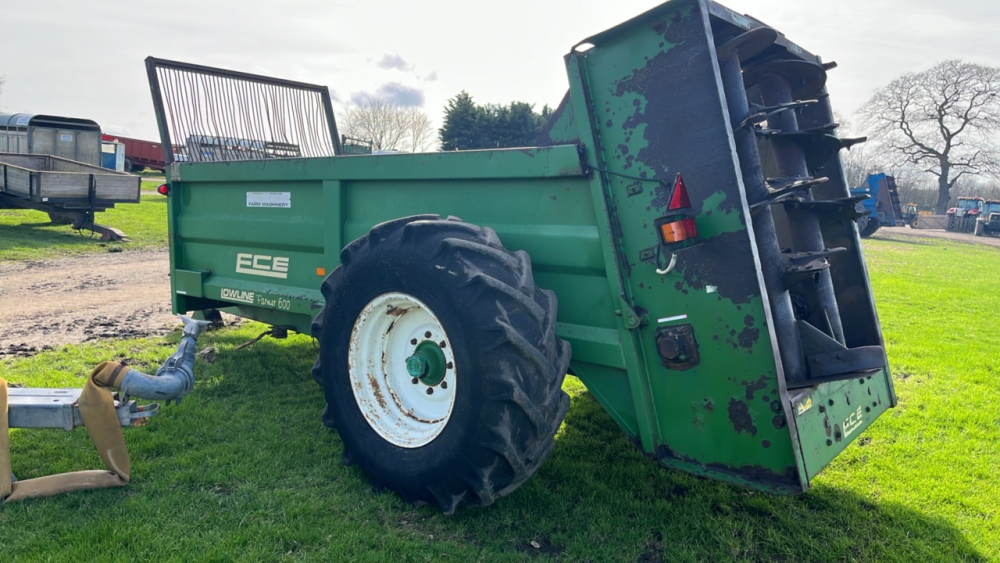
[143,0,894,513]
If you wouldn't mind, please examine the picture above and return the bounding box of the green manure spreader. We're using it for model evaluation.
[147,0,894,513]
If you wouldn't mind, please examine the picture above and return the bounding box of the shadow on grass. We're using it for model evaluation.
[469,388,985,562]
[122,333,986,562]
[870,233,939,246]
[0,222,102,253]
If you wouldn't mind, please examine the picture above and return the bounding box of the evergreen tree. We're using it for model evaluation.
[439,92,483,150]
[439,92,552,150]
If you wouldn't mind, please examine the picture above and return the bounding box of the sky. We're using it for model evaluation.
[1,0,998,142]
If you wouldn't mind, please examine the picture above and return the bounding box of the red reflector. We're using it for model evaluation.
[156,184,169,195]
[668,174,691,211]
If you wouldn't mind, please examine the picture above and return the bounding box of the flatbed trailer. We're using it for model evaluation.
[0,153,140,240]
[148,0,894,513]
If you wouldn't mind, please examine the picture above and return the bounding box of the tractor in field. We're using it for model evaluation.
[140,0,894,513]
[851,173,906,237]
[851,174,916,238]
[974,200,1000,237]
[902,203,921,227]
[947,197,984,233]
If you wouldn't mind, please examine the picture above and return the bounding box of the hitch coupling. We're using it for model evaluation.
[91,315,210,405]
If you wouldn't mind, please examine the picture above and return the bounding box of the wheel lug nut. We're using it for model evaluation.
[441,381,448,389]
[424,331,432,338]
[426,387,433,395]
[446,362,453,369]
[439,341,447,348]
[412,378,419,384]
[410,338,417,345]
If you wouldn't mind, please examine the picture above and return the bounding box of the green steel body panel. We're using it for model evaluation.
[155,0,895,494]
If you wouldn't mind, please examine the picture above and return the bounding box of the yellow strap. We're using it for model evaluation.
[1,379,11,499]
[2,366,131,503]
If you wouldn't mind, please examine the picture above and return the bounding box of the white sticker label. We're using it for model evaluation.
[60,134,73,142]
[221,287,255,304]
[246,192,291,208]
[236,253,289,279]
[795,397,812,417]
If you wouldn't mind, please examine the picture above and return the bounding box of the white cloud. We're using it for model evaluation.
[376,54,413,72]
[351,82,425,108]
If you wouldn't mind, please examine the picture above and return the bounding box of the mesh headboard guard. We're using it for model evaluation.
[145,57,342,165]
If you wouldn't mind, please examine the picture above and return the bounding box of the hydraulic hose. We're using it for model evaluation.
[90,315,210,405]
[2,315,211,502]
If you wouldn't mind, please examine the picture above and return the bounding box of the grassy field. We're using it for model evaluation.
[0,180,168,261]
[0,235,997,561]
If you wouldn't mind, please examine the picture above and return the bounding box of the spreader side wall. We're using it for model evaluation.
[165,147,632,407]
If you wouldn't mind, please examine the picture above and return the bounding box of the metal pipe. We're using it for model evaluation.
[757,73,846,345]
[117,316,210,404]
[718,52,806,382]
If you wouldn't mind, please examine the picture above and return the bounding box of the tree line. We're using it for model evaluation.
[340,59,1000,213]
[337,92,551,154]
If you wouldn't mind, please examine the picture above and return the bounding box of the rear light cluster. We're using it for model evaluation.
[156,184,170,195]
[656,174,699,246]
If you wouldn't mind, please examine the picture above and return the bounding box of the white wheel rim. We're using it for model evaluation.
[348,292,457,448]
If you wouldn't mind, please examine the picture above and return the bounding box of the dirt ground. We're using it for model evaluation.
[0,249,175,357]
[871,225,1000,248]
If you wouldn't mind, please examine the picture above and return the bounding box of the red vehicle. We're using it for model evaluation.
[101,134,166,172]
[946,196,984,233]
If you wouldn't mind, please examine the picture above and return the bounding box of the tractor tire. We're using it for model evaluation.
[857,215,880,238]
[312,215,571,514]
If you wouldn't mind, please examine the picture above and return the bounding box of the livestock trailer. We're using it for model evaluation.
[148,0,895,513]
[0,113,102,167]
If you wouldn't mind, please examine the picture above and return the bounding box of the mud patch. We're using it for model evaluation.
[1,343,53,358]
[516,537,565,557]
[0,249,177,351]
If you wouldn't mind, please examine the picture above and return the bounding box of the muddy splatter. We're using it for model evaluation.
[677,230,761,304]
[743,375,768,401]
[728,399,757,436]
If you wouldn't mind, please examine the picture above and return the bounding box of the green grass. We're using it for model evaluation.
[0,180,168,261]
[0,236,997,561]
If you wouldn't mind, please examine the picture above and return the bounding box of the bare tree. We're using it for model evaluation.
[339,99,434,152]
[403,108,434,152]
[859,60,1000,213]
[833,112,887,190]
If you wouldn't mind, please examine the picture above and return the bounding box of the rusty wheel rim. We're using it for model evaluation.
[348,292,457,448]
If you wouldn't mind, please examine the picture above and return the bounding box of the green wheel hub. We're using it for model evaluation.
[406,340,447,386]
